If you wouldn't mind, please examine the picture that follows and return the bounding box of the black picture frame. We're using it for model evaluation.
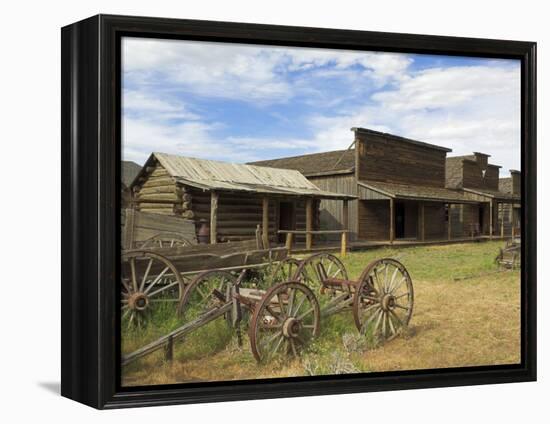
[61,14,537,409]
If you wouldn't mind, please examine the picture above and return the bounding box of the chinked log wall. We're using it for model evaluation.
[132,160,320,243]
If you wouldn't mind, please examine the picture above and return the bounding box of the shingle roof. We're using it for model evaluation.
[359,180,477,203]
[122,161,142,188]
[137,153,356,200]
[249,149,355,176]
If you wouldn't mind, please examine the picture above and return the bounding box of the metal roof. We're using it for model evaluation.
[148,153,356,200]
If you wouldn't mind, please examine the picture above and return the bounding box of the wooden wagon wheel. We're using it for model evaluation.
[177,270,237,321]
[121,251,185,328]
[139,232,193,249]
[295,253,348,294]
[352,258,413,343]
[249,281,320,363]
[269,257,305,284]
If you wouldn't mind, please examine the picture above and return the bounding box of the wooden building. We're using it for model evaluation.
[446,154,520,238]
[130,153,354,246]
[121,160,142,208]
[253,128,477,243]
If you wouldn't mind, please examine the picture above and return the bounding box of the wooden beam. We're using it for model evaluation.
[448,204,452,241]
[210,191,218,244]
[389,198,395,244]
[306,198,313,250]
[489,200,493,240]
[262,197,269,248]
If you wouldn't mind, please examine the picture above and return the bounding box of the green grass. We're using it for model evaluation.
[121,240,520,386]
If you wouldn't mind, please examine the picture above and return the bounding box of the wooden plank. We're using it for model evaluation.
[210,191,218,244]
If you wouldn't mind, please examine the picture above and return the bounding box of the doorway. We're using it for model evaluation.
[395,202,405,239]
[278,201,295,243]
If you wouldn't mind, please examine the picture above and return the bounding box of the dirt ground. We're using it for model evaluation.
[121,240,521,386]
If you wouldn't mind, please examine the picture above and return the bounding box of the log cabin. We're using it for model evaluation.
[130,153,355,246]
[121,160,142,208]
[252,127,479,243]
[446,154,521,238]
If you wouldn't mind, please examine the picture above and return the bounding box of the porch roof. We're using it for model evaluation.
[463,187,520,202]
[358,180,478,203]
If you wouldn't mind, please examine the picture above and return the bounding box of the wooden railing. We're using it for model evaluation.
[277,230,350,257]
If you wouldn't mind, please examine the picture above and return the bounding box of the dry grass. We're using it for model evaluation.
[122,240,520,386]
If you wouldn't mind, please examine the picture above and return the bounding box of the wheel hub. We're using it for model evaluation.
[381,294,396,311]
[282,317,301,338]
[128,292,149,311]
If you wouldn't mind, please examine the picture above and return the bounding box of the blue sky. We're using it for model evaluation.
[122,37,521,173]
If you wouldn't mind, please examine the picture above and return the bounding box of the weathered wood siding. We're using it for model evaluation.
[355,132,447,188]
[309,173,358,241]
[462,161,500,191]
[358,200,390,240]
[415,203,446,240]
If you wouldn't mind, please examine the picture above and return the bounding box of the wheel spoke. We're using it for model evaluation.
[291,293,307,317]
[297,306,314,321]
[130,258,138,292]
[389,309,404,328]
[147,280,180,298]
[373,308,384,335]
[139,258,154,292]
[287,288,296,318]
[361,308,381,334]
[394,303,409,311]
[121,278,132,294]
[388,312,397,335]
[388,267,399,293]
[143,266,170,294]
[389,277,407,294]
[289,338,298,357]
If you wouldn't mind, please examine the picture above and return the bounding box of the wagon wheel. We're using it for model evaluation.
[121,251,185,329]
[178,270,237,321]
[249,281,320,363]
[295,253,348,295]
[269,257,305,285]
[352,258,413,343]
[139,232,193,249]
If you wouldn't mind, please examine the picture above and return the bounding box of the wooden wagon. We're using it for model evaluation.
[122,252,414,366]
[121,209,293,328]
[495,237,521,269]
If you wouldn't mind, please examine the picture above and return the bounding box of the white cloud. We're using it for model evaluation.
[122,37,521,172]
[122,38,412,104]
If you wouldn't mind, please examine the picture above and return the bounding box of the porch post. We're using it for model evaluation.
[489,200,493,240]
[500,203,505,238]
[306,197,313,250]
[420,203,425,241]
[341,199,349,258]
[262,196,269,248]
[448,203,452,241]
[210,191,218,244]
[389,198,395,244]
